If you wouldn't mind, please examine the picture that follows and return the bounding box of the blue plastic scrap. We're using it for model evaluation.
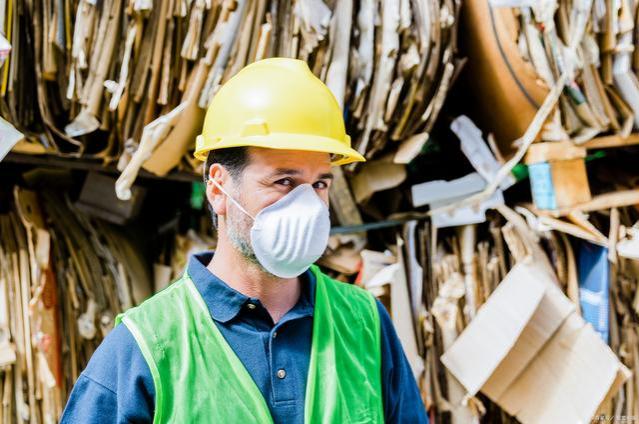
[577,242,610,343]
[528,162,557,210]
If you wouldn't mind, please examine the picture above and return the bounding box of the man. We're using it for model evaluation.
[61,58,429,423]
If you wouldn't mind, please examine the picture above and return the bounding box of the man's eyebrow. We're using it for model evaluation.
[271,168,302,177]
[269,169,333,180]
[318,172,334,180]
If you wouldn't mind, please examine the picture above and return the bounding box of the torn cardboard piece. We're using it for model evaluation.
[527,160,591,210]
[351,157,406,203]
[617,224,639,259]
[362,242,423,381]
[441,261,631,424]
[411,173,504,227]
[358,249,396,289]
[500,312,631,424]
[392,237,425,381]
[441,262,573,395]
[393,132,429,164]
[317,237,362,275]
[0,116,25,162]
[431,190,504,228]
[412,173,486,207]
[525,141,591,210]
[451,115,515,189]
[524,140,587,164]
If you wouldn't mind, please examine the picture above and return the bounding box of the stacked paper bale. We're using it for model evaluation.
[1,0,460,201]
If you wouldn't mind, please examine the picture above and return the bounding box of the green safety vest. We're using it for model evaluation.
[114,265,384,423]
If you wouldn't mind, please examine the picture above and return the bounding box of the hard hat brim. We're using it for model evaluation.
[194,133,366,166]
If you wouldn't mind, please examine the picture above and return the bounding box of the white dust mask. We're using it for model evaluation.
[211,181,331,278]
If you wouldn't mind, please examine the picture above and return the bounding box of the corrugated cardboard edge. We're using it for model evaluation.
[440,262,549,395]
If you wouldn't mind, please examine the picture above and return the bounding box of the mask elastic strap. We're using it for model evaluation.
[210,179,256,220]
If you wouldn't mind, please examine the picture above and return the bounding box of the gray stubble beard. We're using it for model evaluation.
[225,194,271,274]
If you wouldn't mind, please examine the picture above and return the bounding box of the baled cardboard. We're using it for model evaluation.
[441,261,630,424]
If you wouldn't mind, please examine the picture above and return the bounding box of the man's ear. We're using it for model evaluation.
[205,164,228,218]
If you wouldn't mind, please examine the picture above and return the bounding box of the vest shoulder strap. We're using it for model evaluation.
[116,274,273,424]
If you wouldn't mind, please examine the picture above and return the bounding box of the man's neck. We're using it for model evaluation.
[206,244,301,324]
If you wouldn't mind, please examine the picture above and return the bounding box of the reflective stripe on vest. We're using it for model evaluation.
[114,265,384,423]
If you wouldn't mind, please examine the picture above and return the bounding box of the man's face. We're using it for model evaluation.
[209,147,333,266]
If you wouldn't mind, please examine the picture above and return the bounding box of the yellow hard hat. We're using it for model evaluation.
[194,58,365,166]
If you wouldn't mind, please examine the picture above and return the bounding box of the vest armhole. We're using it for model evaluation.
[366,291,383,381]
[122,316,164,424]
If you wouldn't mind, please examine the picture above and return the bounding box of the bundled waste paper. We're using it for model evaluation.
[2,0,639,423]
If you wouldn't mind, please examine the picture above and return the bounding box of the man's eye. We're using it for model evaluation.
[313,181,328,189]
[275,178,293,186]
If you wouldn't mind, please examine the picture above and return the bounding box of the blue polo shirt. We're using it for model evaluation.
[61,251,429,423]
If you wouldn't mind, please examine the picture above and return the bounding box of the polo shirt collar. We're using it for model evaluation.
[185,251,315,323]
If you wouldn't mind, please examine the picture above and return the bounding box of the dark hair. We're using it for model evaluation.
[203,147,249,227]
